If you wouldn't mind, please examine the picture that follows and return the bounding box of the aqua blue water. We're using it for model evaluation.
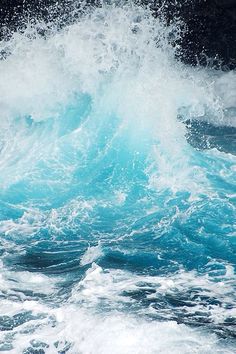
[0,4,235,353]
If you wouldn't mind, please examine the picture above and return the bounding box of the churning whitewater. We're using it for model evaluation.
[0,3,235,353]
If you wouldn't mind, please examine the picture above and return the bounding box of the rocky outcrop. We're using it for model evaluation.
[0,0,236,69]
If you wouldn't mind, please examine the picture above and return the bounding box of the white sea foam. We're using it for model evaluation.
[80,245,103,266]
[0,262,235,353]
[6,307,231,354]
[71,263,236,322]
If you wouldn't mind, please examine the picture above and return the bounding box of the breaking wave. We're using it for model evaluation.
[0,3,235,353]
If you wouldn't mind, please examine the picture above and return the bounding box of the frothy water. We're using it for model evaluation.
[0,3,235,353]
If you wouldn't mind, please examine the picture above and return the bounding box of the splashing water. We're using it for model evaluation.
[0,3,235,353]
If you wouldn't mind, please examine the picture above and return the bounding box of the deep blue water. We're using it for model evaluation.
[0,4,235,353]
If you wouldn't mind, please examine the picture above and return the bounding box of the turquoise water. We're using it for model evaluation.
[0,4,235,353]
